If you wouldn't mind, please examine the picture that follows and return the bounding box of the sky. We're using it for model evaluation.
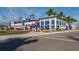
[0,7,79,24]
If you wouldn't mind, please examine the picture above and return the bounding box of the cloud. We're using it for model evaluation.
[5,7,19,22]
[5,7,32,21]
[72,16,79,20]
[0,16,2,21]
[0,7,47,23]
[0,16,7,24]
[2,7,79,23]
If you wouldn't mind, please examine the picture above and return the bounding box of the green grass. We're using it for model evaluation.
[43,30,50,32]
[0,30,29,35]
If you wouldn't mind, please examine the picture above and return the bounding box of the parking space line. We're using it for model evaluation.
[39,36,78,43]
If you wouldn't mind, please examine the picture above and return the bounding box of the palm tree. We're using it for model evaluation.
[46,9,57,17]
[65,16,73,24]
[71,18,77,22]
[64,16,76,30]
[46,9,57,32]
[57,12,65,20]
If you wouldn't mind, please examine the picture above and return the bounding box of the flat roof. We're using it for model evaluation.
[39,16,56,20]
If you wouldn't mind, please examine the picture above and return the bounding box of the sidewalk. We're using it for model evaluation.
[26,30,79,36]
[0,30,79,40]
[45,30,79,35]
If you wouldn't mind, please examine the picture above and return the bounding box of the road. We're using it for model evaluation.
[0,30,79,51]
[16,31,79,51]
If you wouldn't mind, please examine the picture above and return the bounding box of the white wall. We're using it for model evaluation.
[39,17,66,30]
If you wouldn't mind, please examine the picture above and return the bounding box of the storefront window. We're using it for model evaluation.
[45,26,49,30]
[61,21,64,26]
[45,21,49,25]
[57,20,59,25]
[41,21,44,26]
[52,20,54,24]
[60,21,61,25]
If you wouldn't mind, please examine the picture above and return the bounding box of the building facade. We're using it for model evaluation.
[39,17,66,31]
[11,17,78,31]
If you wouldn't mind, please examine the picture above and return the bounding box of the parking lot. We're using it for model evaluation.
[0,30,79,51]
[15,31,79,51]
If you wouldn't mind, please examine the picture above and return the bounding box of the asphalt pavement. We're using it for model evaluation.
[16,30,79,51]
[0,30,79,51]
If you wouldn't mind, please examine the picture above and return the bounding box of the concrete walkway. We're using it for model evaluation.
[0,30,79,40]
[45,30,79,35]
[26,30,79,36]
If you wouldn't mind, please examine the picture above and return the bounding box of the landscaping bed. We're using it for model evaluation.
[0,30,29,35]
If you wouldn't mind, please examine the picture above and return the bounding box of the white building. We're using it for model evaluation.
[11,17,78,31]
[39,17,66,31]
[72,22,79,29]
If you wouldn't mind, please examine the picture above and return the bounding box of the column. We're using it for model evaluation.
[44,20,45,30]
[49,19,52,32]
[39,20,42,31]
[55,18,57,30]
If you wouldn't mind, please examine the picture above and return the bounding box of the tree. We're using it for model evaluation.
[65,16,73,24]
[57,12,65,20]
[71,18,77,22]
[46,9,57,17]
